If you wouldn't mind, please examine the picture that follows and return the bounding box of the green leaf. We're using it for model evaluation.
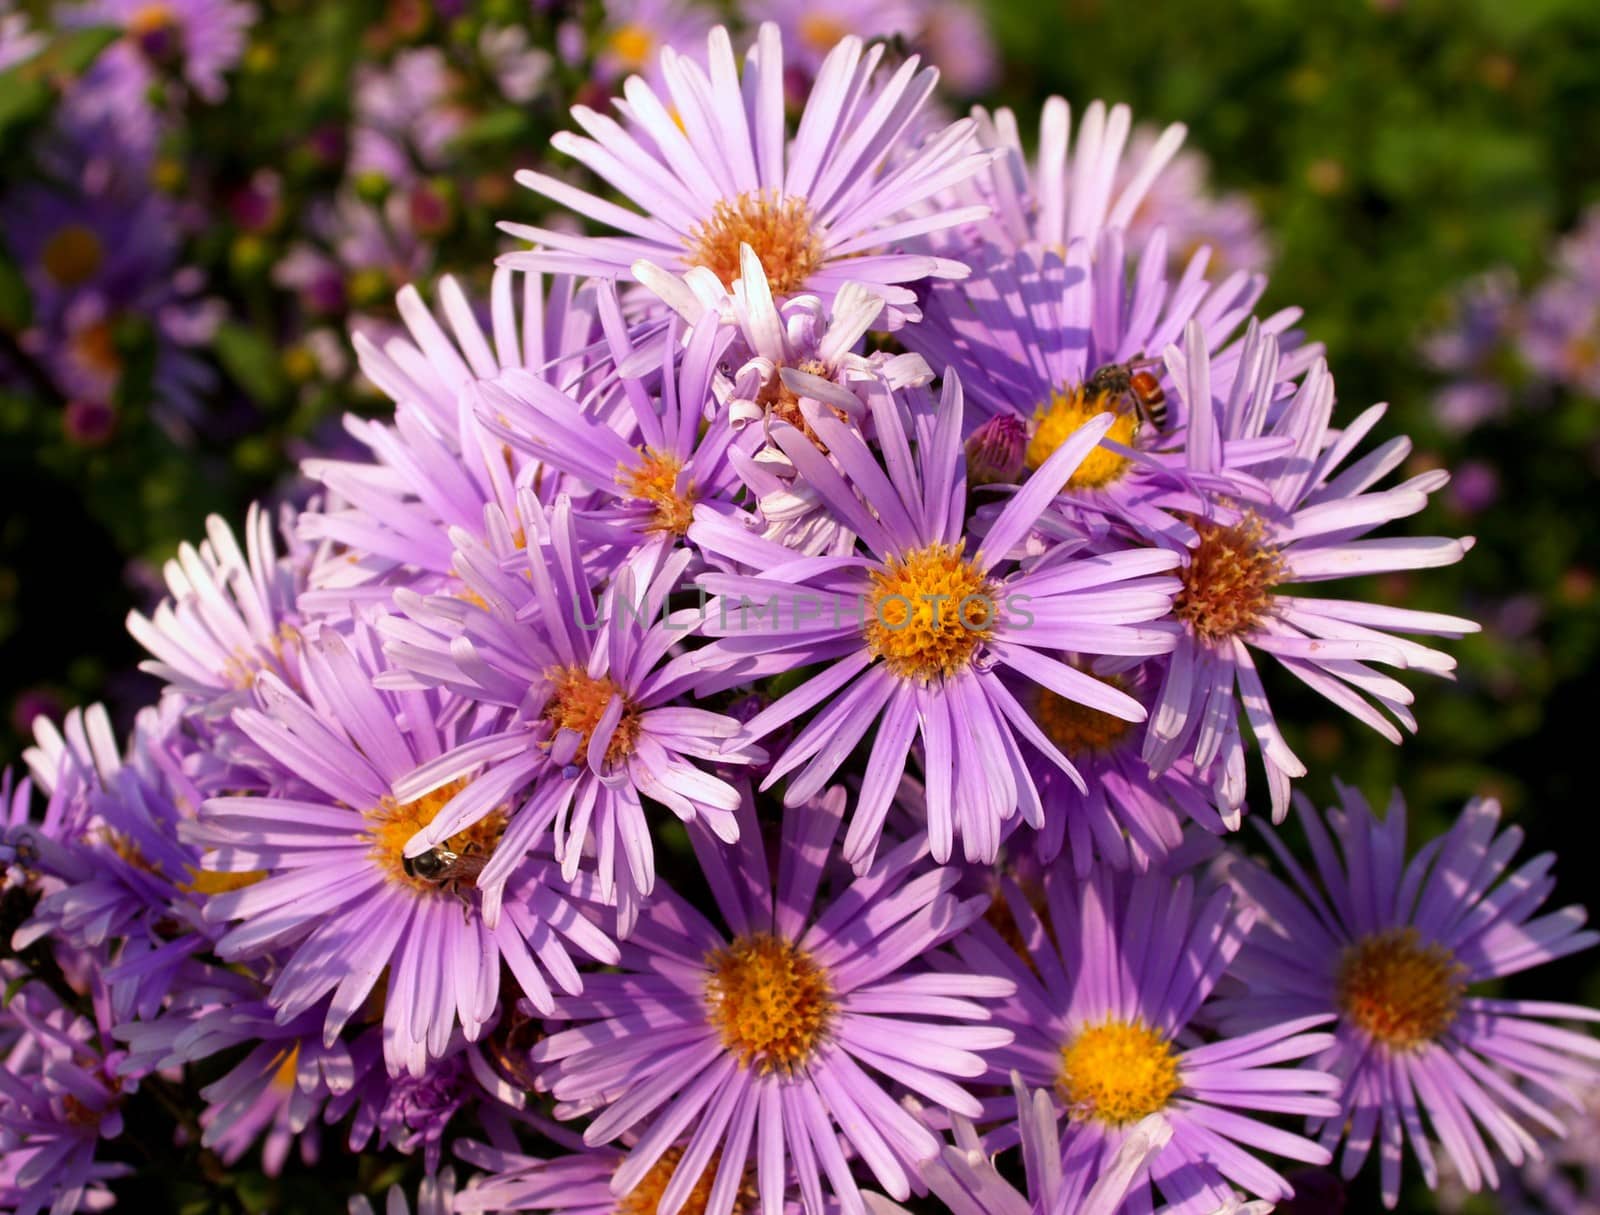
[212,323,289,407]
[0,250,30,333]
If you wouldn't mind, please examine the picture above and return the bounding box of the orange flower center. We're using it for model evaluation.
[41,225,105,287]
[686,192,824,295]
[364,777,506,894]
[1036,675,1134,756]
[618,448,697,537]
[1058,1018,1181,1125]
[1174,513,1284,642]
[543,667,640,767]
[614,1146,755,1215]
[704,933,834,1074]
[864,544,996,681]
[607,22,654,69]
[1336,928,1465,1050]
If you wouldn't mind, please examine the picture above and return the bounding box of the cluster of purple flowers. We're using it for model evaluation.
[3,16,1595,1215]
[1423,202,1600,436]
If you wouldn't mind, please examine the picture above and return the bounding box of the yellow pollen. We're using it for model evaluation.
[607,23,654,69]
[272,1045,300,1092]
[544,666,640,767]
[364,777,506,893]
[618,448,697,537]
[102,829,159,875]
[755,357,836,446]
[864,543,995,682]
[41,225,105,287]
[615,1146,755,1215]
[1036,676,1134,757]
[1336,928,1465,1051]
[798,14,850,52]
[1058,1018,1181,1125]
[704,934,834,1074]
[1174,513,1285,642]
[1025,386,1139,490]
[686,192,824,295]
[182,866,267,895]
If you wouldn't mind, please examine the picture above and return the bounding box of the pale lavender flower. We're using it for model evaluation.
[738,0,917,78]
[504,23,991,324]
[1143,323,1478,819]
[70,0,256,102]
[351,47,466,186]
[186,624,620,1077]
[1523,207,1600,398]
[533,787,1015,1214]
[690,374,1178,869]
[955,865,1341,1213]
[1216,787,1600,1207]
[592,0,715,93]
[1421,269,1521,433]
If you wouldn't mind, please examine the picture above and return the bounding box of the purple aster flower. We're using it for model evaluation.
[69,0,256,102]
[1522,207,1600,398]
[903,239,1316,547]
[954,864,1341,1213]
[127,503,310,722]
[351,47,467,186]
[690,374,1178,869]
[186,623,620,1077]
[51,41,161,176]
[914,2,998,97]
[532,787,1015,1214]
[592,0,716,94]
[1215,787,1600,1207]
[1015,658,1228,874]
[474,283,742,568]
[1117,127,1271,277]
[864,1073,1175,1215]
[928,99,1190,260]
[503,23,992,323]
[380,496,754,933]
[738,0,917,79]
[301,269,604,606]
[0,968,132,1215]
[640,246,935,557]
[1142,324,1479,818]
[114,962,372,1173]
[349,1167,458,1215]
[1420,269,1520,434]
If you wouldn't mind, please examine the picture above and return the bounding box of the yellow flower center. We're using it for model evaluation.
[543,666,640,767]
[686,192,824,295]
[607,22,654,69]
[1336,928,1465,1051]
[364,778,506,894]
[798,14,850,52]
[704,933,834,1074]
[1025,386,1139,490]
[615,1146,755,1215]
[182,866,267,895]
[129,3,176,36]
[618,448,697,537]
[864,544,996,682]
[1058,1018,1181,1125]
[755,357,835,446]
[1036,676,1133,756]
[41,225,105,287]
[1174,513,1285,642]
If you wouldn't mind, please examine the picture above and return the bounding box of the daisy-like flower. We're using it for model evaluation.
[532,787,1015,1215]
[114,964,372,1174]
[1142,323,1480,818]
[590,0,715,94]
[1215,787,1600,1207]
[381,495,754,933]
[301,268,604,605]
[690,374,1178,869]
[126,503,310,721]
[863,1073,1175,1215]
[1522,204,1600,398]
[1016,658,1227,873]
[503,23,991,323]
[641,245,934,557]
[474,284,742,567]
[349,1167,458,1215]
[934,99,1190,260]
[351,46,466,186]
[0,967,131,1215]
[955,865,1341,1214]
[68,0,255,103]
[187,624,620,1077]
